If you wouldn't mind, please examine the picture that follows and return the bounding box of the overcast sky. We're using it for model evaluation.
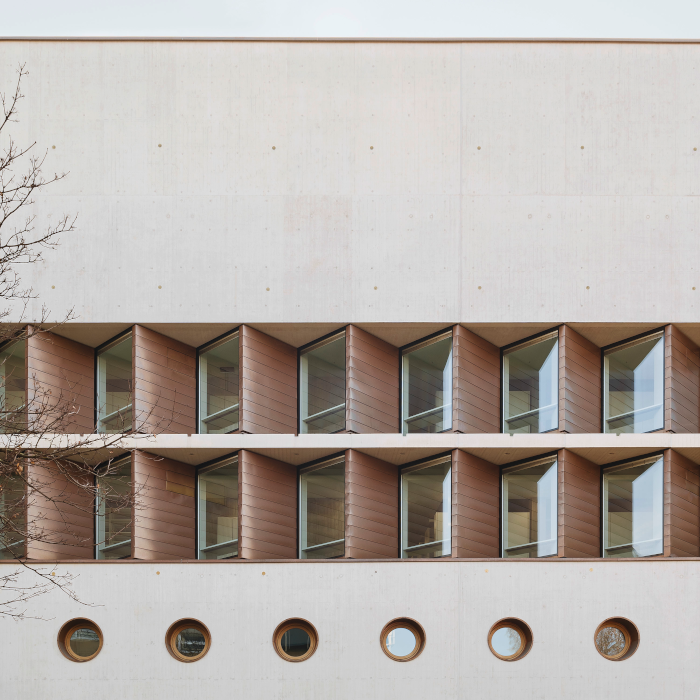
[2,0,699,38]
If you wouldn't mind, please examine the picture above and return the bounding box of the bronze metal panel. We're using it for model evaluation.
[559,325,602,434]
[557,449,600,558]
[452,326,500,434]
[133,325,197,434]
[239,450,297,559]
[133,450,196,560]
[345,326,399,435]
[665,325,700,433]
[451,449,500,557]
[25,460,94,560]
[345,449,398,558]
[664,449,700,556]
[239,325,297,435]
[26,329,95,433]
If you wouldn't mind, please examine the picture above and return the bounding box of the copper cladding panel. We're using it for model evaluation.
[239,449,297,559]
[346,325,400,434]
[452,326,500,434]
[25,460,94,560]
[664,449,700,557]
[239,325,297,434]
[27,329,95,433]
[451,449,500,557]
[345,449,398,558]
[559,325,602,434]
[133,325,197,434]
[665,325,700,434]
[132,450,196,560]
[557,449,601,558]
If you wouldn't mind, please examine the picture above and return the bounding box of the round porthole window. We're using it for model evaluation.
[594,618,639,661]
[273,618,318,662]
[380,618,426,662]
[57,619,103,662]
[165,619,211,662]
[488,618,533,661]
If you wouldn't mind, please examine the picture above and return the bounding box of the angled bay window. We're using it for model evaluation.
[96,456,132,559]
[299,331,346,434]
[603,455,663,558]
[0,340,26,432]
[503,331,558,434]
[96,332,132,433]
[401,456,451,558]
[299,456,345,559]
[198,331,240,434]
[604,331,664,434]
[198,456,238,559]
[502,456,558,558]
[0,473,25,559]
[401,332,452,434]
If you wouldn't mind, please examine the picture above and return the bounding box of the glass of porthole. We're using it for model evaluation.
[273,619,318,662]
[380,618,426,662]
[58,619,103,662]
[165,619,211,662]
[594,618,639,661]
[488,618,533,661]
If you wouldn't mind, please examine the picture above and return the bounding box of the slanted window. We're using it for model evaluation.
[502,457,558,558]
[96,332,132,433]
[299,331,346,434]
[503,331,558,434]
[0,472,25,559]
[0,340,26,432]
[198,456,238,559]
[299,456,345,559]
[401,456,451,558]
[96,457,132,559]
[603,455,663,558]
[198,331,239,434]
[401,332,453,434]
[604,332,664,434]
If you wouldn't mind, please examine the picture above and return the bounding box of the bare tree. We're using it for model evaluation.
[0,65,156,619]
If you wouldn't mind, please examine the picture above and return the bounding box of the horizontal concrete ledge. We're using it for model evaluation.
[0,557,696,565]
[13,431,700,466]
[1,37,699,44]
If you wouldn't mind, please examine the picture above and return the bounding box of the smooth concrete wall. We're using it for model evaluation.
[0,559,696,699]
[0,41,698,326]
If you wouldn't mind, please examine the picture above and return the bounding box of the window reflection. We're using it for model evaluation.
[502,457,557,558]
[604,332,664,434]
[198,332,239,434]
[198,457,238,559]
[97,333,132,434]
[0,340,26,432]
[96,457,132,559]
[503,332,558,434]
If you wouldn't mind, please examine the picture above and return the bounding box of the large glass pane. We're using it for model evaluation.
[300,333,346,434]
[97,333,132,433]
[401,457,451,558]
[299,458,345,559]
[0,341,26,433]
[198,457,238,559]
[199,332,239,434]
[603,456,663,558]
[502,458,557,558]
[0,473,25,559]
[96,457,132,559]
[604,332,664,434]
[503,332,558,434]
[402,333,453,435]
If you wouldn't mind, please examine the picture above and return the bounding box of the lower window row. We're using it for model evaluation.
[57,616,639,664]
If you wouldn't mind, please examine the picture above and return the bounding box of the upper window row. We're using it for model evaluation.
[0,325,672,435]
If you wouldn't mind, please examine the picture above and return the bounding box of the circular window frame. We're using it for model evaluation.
[165,618,211,663]
[272,618,319,663]
[594,617,639,661]
[487,618,533,662]
[57,618,103,662]
[380,617,426,662]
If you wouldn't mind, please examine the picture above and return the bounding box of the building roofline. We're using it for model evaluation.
[0,36,698,44]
